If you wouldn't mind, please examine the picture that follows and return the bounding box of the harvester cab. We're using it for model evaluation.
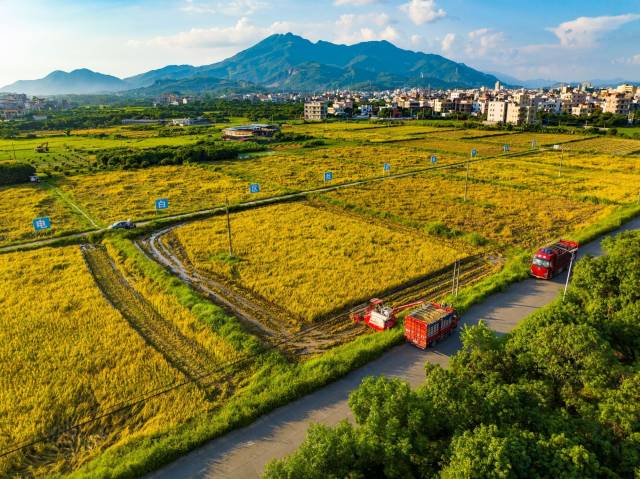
[351,298,426,332]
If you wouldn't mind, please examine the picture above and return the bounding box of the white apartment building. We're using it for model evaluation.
[487,100,508,123]
[603,93,632,115]
[506,103,536,125]
[304,101,327,121]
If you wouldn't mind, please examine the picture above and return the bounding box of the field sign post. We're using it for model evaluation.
[531,139,537,149]
[155,198,169,216]
[503,144,510,153]
[32,217,51,237]
[383,163,391,175]
[431,155,437,164]
[225,198,234,258]
[249,183,260,194]
[324,171,333,185]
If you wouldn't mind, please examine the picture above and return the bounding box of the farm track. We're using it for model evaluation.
[80,244,219,392]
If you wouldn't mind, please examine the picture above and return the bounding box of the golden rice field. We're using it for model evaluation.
[58,164,253,224]
[0,184,89,246]
[170,202,463,323]
[559,136,640,155]
[0,246,211,477]
[466,154,640,204]
[479,131,585,148]
[287,123,445,141]
[324,168,610,248]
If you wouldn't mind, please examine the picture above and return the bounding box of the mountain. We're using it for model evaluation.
[0,68,129,95]
[193,33,499,90]
[124,65,199,89]
[129,75,257,96]
[488,72,558,89]
[1,34,502,95]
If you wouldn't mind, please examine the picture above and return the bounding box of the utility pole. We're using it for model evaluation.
[451,260,458,296]
[562,250,576,302]
[225,198,234,258]
[558,146,564,177]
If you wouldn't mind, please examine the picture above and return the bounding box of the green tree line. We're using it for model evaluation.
[265,231,640,479]
[0,163,36,186]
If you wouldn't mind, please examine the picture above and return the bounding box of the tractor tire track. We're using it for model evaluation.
[81,244,218,392]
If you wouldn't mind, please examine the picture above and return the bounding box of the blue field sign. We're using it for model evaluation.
[471,148,477,157]
[503,144,510,152]
[431,155,437,164]
[383,163,391,172]
[249,183,260,193]
[324,171,333,182]
[32,217,51,231]
[155,198,169,210]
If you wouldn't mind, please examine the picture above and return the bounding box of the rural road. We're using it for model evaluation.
[145,215,640,479]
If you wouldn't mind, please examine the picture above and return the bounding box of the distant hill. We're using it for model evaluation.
[193,33,500,90]
[0,34,514,95]
[129,75,257,96]
[0,69,129,95]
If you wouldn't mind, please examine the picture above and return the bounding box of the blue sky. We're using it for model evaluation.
[1,0,639,86]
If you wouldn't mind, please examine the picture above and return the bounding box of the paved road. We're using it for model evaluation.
[146,217,640,479]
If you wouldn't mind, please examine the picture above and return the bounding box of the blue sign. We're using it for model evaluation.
[471,148,477,157]
[383,163,391,171]
[32,217,51,231]
[503,144,510,152]
[155,198,169,210]
[324,171,333,182]
[431,155,437,164]
[249,183,260,193]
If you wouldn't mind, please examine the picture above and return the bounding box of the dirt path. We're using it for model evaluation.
[143,216,640,479]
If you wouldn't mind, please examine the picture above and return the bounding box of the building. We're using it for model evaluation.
[506,103,536,125]
[222,123,280,141]
[304,101,327,121]
[486,101,508,123]
[170,117,211,127]
[603,93,632,116]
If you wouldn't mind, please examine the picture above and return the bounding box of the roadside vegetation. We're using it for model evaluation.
[264,231,640,479]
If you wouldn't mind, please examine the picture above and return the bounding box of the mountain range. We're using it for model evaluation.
[4,33,503,95]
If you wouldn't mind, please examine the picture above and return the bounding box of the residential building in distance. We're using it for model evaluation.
[304,101,327,121]
[506,103,536,125]
[603,93,632,116]
[486,100,508,123]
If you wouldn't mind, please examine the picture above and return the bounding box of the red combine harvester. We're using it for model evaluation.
[530,239,579,279]
[351,298,426,331]
[404,303,459,349]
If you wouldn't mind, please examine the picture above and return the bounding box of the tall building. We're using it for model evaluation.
[506,103,536,125]
[603,93,632,115]
[304,101,327,121]
[487,100,508,123]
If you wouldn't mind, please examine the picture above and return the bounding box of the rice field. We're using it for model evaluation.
[559,136,640,155]
[170,202,464,324]
[0,184,90,246]
[0,246,212,476]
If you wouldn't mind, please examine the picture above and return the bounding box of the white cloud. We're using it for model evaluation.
[130,17,287,48]
[441,32,455,53]
[410,34,422,46]
[334,12,398,44]
[548,14,640,48]
[465,28,505,56]
[334,0,377,5]
[631,54,640,64]
[400,0,446,26]
[180,0,267,16]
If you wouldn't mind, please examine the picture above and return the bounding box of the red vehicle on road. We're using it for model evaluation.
[404,303,459,349]
[530,240,579,279]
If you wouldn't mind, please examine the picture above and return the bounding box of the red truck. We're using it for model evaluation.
[530,239,579,279]
[404,303,459,349]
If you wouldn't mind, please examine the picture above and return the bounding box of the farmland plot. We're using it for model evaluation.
[0,246,214,477]
[170,202,464,325]
[324,171,608,248]
[559,136,640,155]
[0,184,90,246]
[58,165,252,224]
